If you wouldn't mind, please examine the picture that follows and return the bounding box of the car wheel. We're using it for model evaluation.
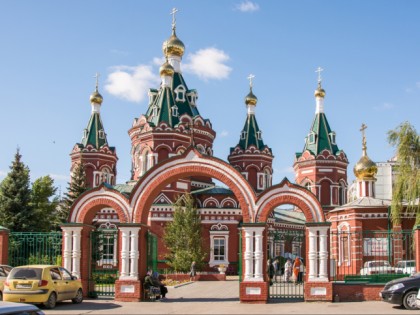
[72,289,83,304]
[44,292,57,309]
[402,291,419,310]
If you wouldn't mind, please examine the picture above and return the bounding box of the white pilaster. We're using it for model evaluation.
[61,227,72,272]
[119,227,130,279]
[71,227,83,278]
[129,227,141,279]
[315,97,324,114]
[307,226,318,282]
[253,227,265,281]
[318,226,329,281]
[168,55,181,73]
[244,228,253,280]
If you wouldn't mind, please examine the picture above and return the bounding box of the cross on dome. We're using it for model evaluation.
[94,72,100,91]
[315,67,323,84]
[170,7,178,30]
[360,123,368,154]
[247,74,255,88]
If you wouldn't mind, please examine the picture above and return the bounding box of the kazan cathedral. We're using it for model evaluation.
[65,12,418,303]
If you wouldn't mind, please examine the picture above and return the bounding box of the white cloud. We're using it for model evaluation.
[219,130,229,137]
[105,65,160,103]
[374,103,394,111]
[49,173,70,181]
[153,57,165,66]
[183,48,232,81]
[235,1,260,12]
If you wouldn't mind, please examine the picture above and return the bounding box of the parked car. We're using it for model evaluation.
[0,265,13,301]
[0,301,45,314]
[3,265,83,309]
[360,260,395,275]
[380,273,420,310]
[395,260,416,275]
[417,289,420,309]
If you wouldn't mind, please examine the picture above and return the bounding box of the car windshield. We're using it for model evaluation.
[370,261,389,268]
[8,267,43,280]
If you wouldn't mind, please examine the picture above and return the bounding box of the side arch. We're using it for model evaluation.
[69,185,131,224]
[256,178,325,223]
[130,148,256,224]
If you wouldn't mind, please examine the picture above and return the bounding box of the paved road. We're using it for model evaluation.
[41,280,412,314]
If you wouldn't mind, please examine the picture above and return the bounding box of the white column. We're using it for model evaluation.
[71,227,83,278]
[129,227,141,279]
[318,226,329,281]
[243,228,254,280]
[119,227,130,279]
[307,226,318,282]
[254,227,265,281]
[61,227,72,272]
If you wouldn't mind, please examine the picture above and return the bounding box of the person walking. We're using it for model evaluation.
[292,257,302,284]
[272,258,279,283]
[190,261,196,281]
[284,259,292,282]
[266,258,275,286]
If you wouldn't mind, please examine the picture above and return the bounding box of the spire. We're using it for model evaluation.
[162,7,185,64]
[354,123,377,180]
[314,67,326,113]
[81,74,109,149]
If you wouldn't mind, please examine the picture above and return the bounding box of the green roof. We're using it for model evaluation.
[297,112,341,157]
[191,186,233,195]
[80,113,113,151]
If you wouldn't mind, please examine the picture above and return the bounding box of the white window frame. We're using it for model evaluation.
[209,231,229,267]
[174,85,186,102]
[308,131,316,144]
[171,105,178,117]
[241,131,247,140]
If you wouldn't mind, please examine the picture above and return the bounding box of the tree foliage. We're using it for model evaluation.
[30,176,59,231]
[0,149,34,231]
[387,121,420,225]
[163,194,207,272]
[57,162,88,225]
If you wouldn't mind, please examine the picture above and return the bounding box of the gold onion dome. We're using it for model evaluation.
[90,89,103,104]
[245,89,258,106]
[162,31,185,57]
[353,155,377,180]
[159,60,174,76]
[314,83,326,98]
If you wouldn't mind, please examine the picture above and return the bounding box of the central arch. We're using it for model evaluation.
[130,148,257,224]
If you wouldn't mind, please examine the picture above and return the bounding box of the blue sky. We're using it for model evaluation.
[1,1,420,195]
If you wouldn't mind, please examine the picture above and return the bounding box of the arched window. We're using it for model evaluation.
[264,169,271,189]
[174,85,186,102]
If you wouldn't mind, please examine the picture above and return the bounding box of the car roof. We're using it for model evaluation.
[0,301,44,313]
[12,265,60,268]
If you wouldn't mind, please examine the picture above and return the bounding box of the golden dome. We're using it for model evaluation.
[353,155,377,180]
[162,31,185,57]
[159,60,174,77]
[90,90,103,104]
[245,89,258,106]
[314,86,326,98]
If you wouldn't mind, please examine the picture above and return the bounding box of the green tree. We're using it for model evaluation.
[57,163,88,224]
[163,193,207,272]
[387,121,420,225]
[0,149,34,231]
[30,175,59,231]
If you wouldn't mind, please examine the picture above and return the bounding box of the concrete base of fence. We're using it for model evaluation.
[114,280,142,302]
[164,273,226,282]
[333,283,383,302]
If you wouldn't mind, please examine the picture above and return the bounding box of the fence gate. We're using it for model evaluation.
[146,231,158,272]
[267,228,305,301]
[8,232,62,266]
[88,228,119,297]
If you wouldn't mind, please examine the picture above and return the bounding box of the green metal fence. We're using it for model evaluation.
[146,231,158,272]
[330,229,415,283]
[8,232,62,267]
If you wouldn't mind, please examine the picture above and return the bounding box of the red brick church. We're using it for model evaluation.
[64,11,419,303]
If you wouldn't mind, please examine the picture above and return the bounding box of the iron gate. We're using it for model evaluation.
[268,228,305,300]
[146,231,158,272]
[88,229,119,297]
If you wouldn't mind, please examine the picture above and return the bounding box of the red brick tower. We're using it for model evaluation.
[294,70,348,212]
[228,76,274,192]
[70,76,118,188]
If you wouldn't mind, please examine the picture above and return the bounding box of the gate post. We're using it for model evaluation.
[415,225,420,273]
[0,226,9,265]
[239,224,268,304]
[304,222,333,302]
[115,224,142,302]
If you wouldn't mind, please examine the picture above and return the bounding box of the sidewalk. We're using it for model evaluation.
[42,280,409,314]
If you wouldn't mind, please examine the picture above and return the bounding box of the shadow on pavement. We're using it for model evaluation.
[161,297,240,303]
[47,300,122,311]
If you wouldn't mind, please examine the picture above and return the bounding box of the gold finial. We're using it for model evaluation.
[90,72,103,104]
[314,67,326,98]
[170,8,178,32]
[245,74,258,106]
[360,123,367,156]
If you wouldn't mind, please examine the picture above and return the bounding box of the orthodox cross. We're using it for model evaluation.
[170,8,178,30]
[360,123,367,154]
[94,72,100,91]
[315,67,323,84]
[247,74,255,88]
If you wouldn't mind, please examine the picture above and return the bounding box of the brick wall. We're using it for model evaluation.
[304,282,333,301]
[333,283,383,301]
[0,228,9,265]
[239,282,268,303]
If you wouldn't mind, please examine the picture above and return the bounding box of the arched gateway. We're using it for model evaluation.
[65,148,332,303]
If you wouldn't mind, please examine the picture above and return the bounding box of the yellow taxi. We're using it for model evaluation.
[0,265,13,300]
[3,265,83,309]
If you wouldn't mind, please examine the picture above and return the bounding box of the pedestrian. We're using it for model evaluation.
[190,261,196,281]
[266,258,275,286]
[284,259,292,282]
[152,271,168,299]
[272,258,279,283]
[292,257,302,284]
